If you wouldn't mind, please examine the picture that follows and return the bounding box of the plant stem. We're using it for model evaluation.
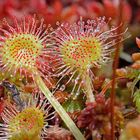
[84,73,95,103]
[34,74,85,140]
[110,1,123,140]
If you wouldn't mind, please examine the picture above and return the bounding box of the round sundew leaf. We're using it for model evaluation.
[0,16,52,81]
[9,107,44,137]
[61,37,101,71]
[1,34,42,73]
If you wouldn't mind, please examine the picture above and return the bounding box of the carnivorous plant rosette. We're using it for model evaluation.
[0,16,85,140]
[52,17,127,102]
[0,93,55,140]
[0,16,51,79]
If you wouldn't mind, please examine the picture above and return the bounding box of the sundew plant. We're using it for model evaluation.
[51,17,127,102]
[0,93,54,140]
[0,16,84,140]
[0,4,136,139]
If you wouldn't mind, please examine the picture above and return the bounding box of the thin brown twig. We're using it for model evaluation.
[110,1,123,140]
